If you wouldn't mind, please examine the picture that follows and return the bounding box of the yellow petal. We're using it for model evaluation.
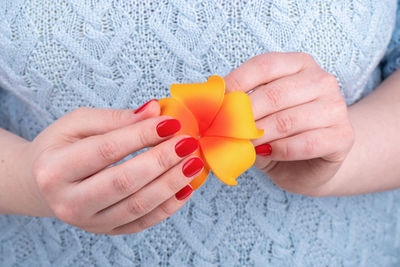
[199,136,256,186]
[190,166,210,190]
[204,91,264,139]
[189,150,210,190]
[171,75,225,135]
[159,98,199,136]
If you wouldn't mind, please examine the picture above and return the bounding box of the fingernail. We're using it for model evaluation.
[134,99,158,114]
[255,144,272,156]
[175,184,193,200]
[156,119,181,137]
[182,157,204,177]
[175,137,199,157]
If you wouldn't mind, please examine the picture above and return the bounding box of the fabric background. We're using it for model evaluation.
[1,0,400,266]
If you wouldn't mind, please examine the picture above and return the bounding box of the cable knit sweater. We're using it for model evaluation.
[1,0,400,266]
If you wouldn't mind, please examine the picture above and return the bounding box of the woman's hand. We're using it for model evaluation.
[7,101,203,234]
[225,52,355,197]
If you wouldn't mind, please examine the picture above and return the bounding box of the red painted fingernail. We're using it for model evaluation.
[156,119,181,137]
[175,184,193,200]
[175,137,199,157]
[255,144,272,156]
[134,99,158,114]
[182,157,204,177]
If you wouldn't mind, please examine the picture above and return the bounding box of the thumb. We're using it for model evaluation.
[51,100,160,138]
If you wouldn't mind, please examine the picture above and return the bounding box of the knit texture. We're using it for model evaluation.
[382,0,400,79]
[1,0,400,266]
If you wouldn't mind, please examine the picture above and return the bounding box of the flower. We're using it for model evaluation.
[159,75,264,190]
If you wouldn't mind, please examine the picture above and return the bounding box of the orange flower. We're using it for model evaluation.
[159,75,264,190]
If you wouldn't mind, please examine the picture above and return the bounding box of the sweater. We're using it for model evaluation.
[1,0,400,266]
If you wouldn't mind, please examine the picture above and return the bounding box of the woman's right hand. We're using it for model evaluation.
[22,101,203,235]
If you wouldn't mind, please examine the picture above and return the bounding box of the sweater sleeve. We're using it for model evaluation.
[0,87,6,129]
[381,0,400,79]
[0,87,10,130]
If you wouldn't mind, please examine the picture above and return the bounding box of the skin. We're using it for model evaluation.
[0,102,203,235]
[225,52,354,196]
[1,52,400,235]
[225,52,400,196]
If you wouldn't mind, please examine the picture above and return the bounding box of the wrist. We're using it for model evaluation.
[319,155,356,196]
[320,113,361,196]
[0,135,52,216]
[19,142,54,216]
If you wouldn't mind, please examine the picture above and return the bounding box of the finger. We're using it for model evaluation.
[249,70,322,120]
[76,136,199,214]
[51,116,181,181]
[253,154,278,177]
[109,188,192,235]
[266,126,352,161]
[52,100,160,137]
[224,52,313,93]
[253,99,342,146]
[94,156,203,228]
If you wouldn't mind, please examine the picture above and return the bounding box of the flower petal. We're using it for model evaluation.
[199,136,256,185]
[204,91,264,139]
[189,150,210,190]
[190,166,210,190]
[171,75,225,135]
[159,98,199,136]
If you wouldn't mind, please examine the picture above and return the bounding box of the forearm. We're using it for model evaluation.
[328,69,400,195]
[0,128,44,215]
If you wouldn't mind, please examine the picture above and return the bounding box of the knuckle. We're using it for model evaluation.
[166,176,184,193]
[32,158,47,185]
[279,141,291,160]
[127,197,149,217]
[304,136,318,156]
[112,170,136,195]
[110,109,125,127]
[228,75,243,92]
[53,203,80,225]
[97,139,120,162]
[33,157,58,193]
[255,53,278,71]
[263,84,282,107]
[160,202,177,217]
[137,125,152,146]
[322,73,339,88]
[274,113,294,135]
[153,148,173,171]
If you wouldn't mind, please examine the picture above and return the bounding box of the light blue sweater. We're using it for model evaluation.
[1,0,400,266]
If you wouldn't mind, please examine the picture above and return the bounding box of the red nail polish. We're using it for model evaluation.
[175,184,193,200]
[175,137,199,157]
[182,157,204,177]
[134,99,158,114]
[255,144,272,156]
[156,119,181,137]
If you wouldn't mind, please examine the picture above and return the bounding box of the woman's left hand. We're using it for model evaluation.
[225,52,355,197]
